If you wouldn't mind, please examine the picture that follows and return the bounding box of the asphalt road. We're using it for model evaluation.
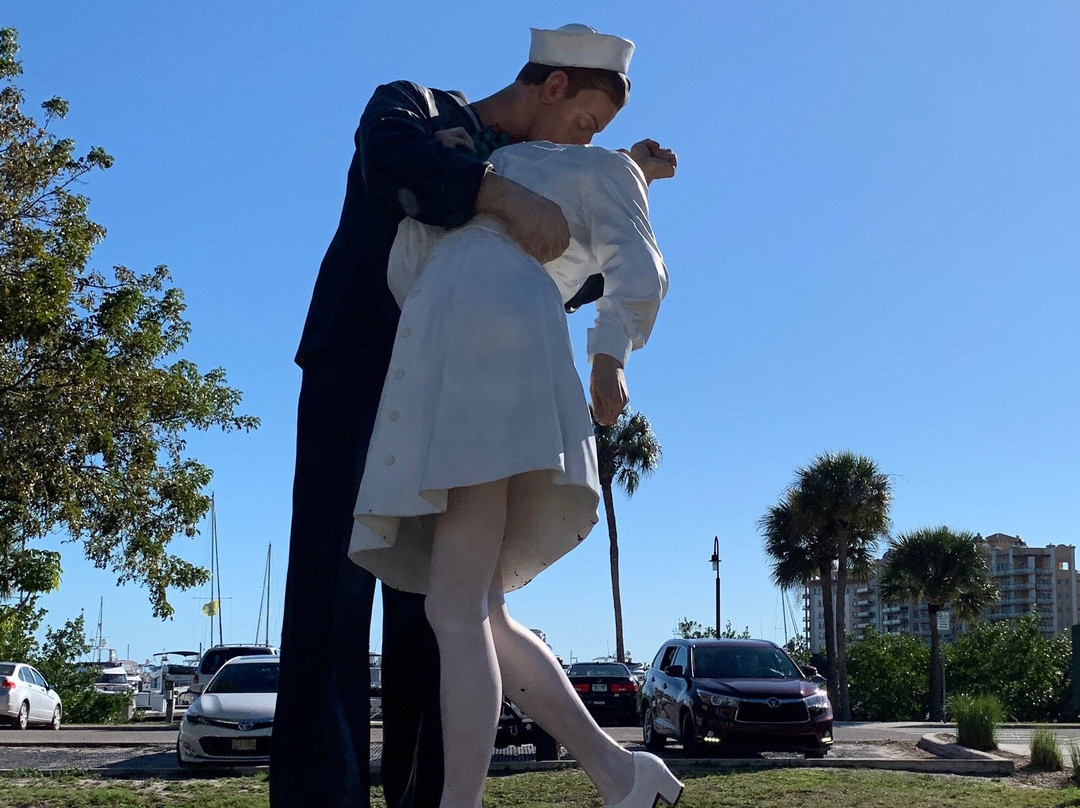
[2,722,1078,773]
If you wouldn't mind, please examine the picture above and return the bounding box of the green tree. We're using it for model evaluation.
[947,615,1069,721]
[594,408,661,663]
[879,526,998,721]
[846,629,929,720]
[35,613,129,723]
[0,28,257,619]
[674,618,751,640]
[759,451,891,719]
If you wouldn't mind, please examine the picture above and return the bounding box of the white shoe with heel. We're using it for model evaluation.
[606,751,684,808]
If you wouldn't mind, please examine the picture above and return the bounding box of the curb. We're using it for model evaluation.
[916,733,1015,775]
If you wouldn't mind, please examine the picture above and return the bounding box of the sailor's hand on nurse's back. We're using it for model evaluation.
[477,172,570,264]
[623,139,677,185]
[589,353,629,427]
[435,126,476,153]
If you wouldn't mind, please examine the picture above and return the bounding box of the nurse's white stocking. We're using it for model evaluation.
[425,478,509,808]
[488,580,635,805]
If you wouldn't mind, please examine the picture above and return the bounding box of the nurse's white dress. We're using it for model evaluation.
[349,142,668,594]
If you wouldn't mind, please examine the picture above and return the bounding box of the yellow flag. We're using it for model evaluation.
[201,600,219,617]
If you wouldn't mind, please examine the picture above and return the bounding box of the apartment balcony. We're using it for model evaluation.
[856,610,874,619]
[882,605,903,614]
[856,586,870,595]
[854,599,871,607]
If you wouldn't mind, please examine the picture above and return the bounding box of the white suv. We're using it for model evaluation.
[0,661,62,730]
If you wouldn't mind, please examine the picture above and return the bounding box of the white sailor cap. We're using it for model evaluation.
[529,24,635,75]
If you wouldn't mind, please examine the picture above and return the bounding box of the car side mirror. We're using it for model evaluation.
[800,665,817,677]
[664,664,684,678]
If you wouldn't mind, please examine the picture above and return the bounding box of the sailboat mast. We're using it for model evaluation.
[96,596,104,663]
[213,494,224,643]
[265,544,272,645]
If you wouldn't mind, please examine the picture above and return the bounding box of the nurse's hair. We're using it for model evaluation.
[516,62,630,109]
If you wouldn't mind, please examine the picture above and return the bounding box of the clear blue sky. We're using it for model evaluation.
[6,2,1079,666]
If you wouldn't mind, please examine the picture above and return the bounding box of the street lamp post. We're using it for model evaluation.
[710,536,721,637]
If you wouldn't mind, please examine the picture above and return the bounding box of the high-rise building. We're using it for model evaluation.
[802,533,1078,653]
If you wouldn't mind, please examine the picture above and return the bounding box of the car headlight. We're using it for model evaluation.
[696,691,739,709]
[804,693,831,713]
[184,710,204,726]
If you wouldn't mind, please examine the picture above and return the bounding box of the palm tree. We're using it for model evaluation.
[759,451,891,720]
[594,408,661,663]
[760,495,838,698]
[879,527,997,721]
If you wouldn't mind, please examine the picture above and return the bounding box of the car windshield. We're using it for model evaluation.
[692,647,802,679]
[203,648,269,675]
[99,673,128,684]
[568,663,628,677]
[0,664,14,676]
[205,662,279,694]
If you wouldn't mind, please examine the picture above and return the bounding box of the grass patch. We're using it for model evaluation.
[1030,726,1064,771]
[951,693,1005,751]
[0,769,1080,808]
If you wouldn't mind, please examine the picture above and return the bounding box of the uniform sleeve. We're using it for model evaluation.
[583,151,669,367]
[358,81,491,228]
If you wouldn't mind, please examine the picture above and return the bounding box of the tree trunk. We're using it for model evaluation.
[818,563,839,705]
[835,539,851,720]
[601,481,625,663]
[928,604,943,721]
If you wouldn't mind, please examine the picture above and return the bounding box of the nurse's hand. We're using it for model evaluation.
[622,139,677,185]
[477,172,570,264]
[590,354,629,427]
[435,127,476,153]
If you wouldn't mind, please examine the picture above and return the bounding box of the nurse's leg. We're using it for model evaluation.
[487,576,634,805]
[426,478,509,808]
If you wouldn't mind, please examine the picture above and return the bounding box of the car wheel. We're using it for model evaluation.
[642,704,665,751]
[680,709,701,757]
[12,702,29,730]
[50,706,61,731]
[805,749,828,759]
[176,740,189,768]
[534,728,560,761]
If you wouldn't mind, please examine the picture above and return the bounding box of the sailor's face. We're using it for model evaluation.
[533,88,621,145]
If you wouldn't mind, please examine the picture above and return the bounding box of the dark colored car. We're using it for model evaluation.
[567,662,640,725]
[640,639,832,757]
[190,645,278,695]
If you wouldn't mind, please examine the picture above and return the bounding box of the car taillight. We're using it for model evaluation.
[610,682,638,694]
[0,677,15,690]
[572,683,590,694]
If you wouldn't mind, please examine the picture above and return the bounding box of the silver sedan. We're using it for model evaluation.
[176,655,278,766]
[0,661,62,730]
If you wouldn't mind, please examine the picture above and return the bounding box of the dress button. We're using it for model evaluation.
[393,369,405,380]
[388,411,400,422]
[384,455,395,466]
[400,327,412,338]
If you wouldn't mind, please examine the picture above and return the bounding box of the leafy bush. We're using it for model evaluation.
[946,615,1069,721]
[1029,726,1063,771]
[950,693,1004,751]
[1,610,131,723]
[845,629,929,721]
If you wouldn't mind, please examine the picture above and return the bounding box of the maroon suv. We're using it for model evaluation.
[640,639,833,757]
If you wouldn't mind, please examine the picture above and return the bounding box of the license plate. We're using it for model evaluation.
[232,738,257,751]
[591,684,608,692]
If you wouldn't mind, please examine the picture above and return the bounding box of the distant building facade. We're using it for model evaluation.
[803,533,1079,653]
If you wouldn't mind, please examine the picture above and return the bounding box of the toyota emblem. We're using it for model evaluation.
[766,697,781,709]
[238,721,254,732]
